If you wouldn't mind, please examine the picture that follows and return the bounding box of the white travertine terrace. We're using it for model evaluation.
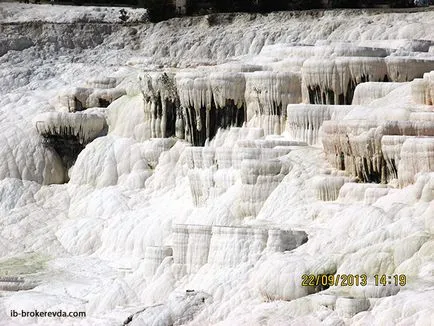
[171,224,307,275]
[363,187,391,205]
[85,77,118,89]
[411,71,434,105]
[321,120,380,180]
[321,120,434,183]
[244,71,302,135]
[172,224,210,275]
[34,111,106,144]
[236,139,306,148]
[266,229,307,252]
[1,4,434,326]
[208,62,264,73]
[188,169,215,207]
[68,136,154,188]
[238,158,289,217]
[55,86,125,112]
[337,183,389,203]
[185,225,212,274]
[143,246,173,278]
[335,297,370,319]
[311,175,349,201]
[0,123,65,185]
[286,104,352,145]
[184,147,216,169]
[301,57,434,105]
[381,135,412,180]
[185,138,296,210]
[258,43,389,59]
[352,82,404,105]
[385,57,434,83]
[208,226,268,267]
[357,39,433,52]
[263,58,306,73]
[172,224,189,269]
[142,138,178,169]
[107,64,432,149]
[108,92,151,141]
[398,137,434,187]
[301,57,388,105]
[380,120,434,136]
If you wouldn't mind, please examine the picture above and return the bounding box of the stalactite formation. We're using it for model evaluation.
[286,104,352,145]
[301,57,389,105]
[176,71,246,146]
[40,58,434,192]
[321,119,434,184]
[106,56,433,151]
[244,71,302,135]
[311,175,349,201]
[301,57,434,105]
[34,112,107,173]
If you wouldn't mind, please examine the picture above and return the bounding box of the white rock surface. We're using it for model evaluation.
[0,4,433,326]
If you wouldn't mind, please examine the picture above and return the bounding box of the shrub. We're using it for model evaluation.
[119,9,130,23]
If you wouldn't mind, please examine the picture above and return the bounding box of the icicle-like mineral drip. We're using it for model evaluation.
[34,111,106,144]
[381,135,412,180]
[385,57,434,82]
[286,104,352,145]
[245,71,302,135]
[312,175,348,201]
[176,71,247,145]
[209,72,245,109]
[302,57,388,105]
[321,120,434,183]
[321,120,380,179]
